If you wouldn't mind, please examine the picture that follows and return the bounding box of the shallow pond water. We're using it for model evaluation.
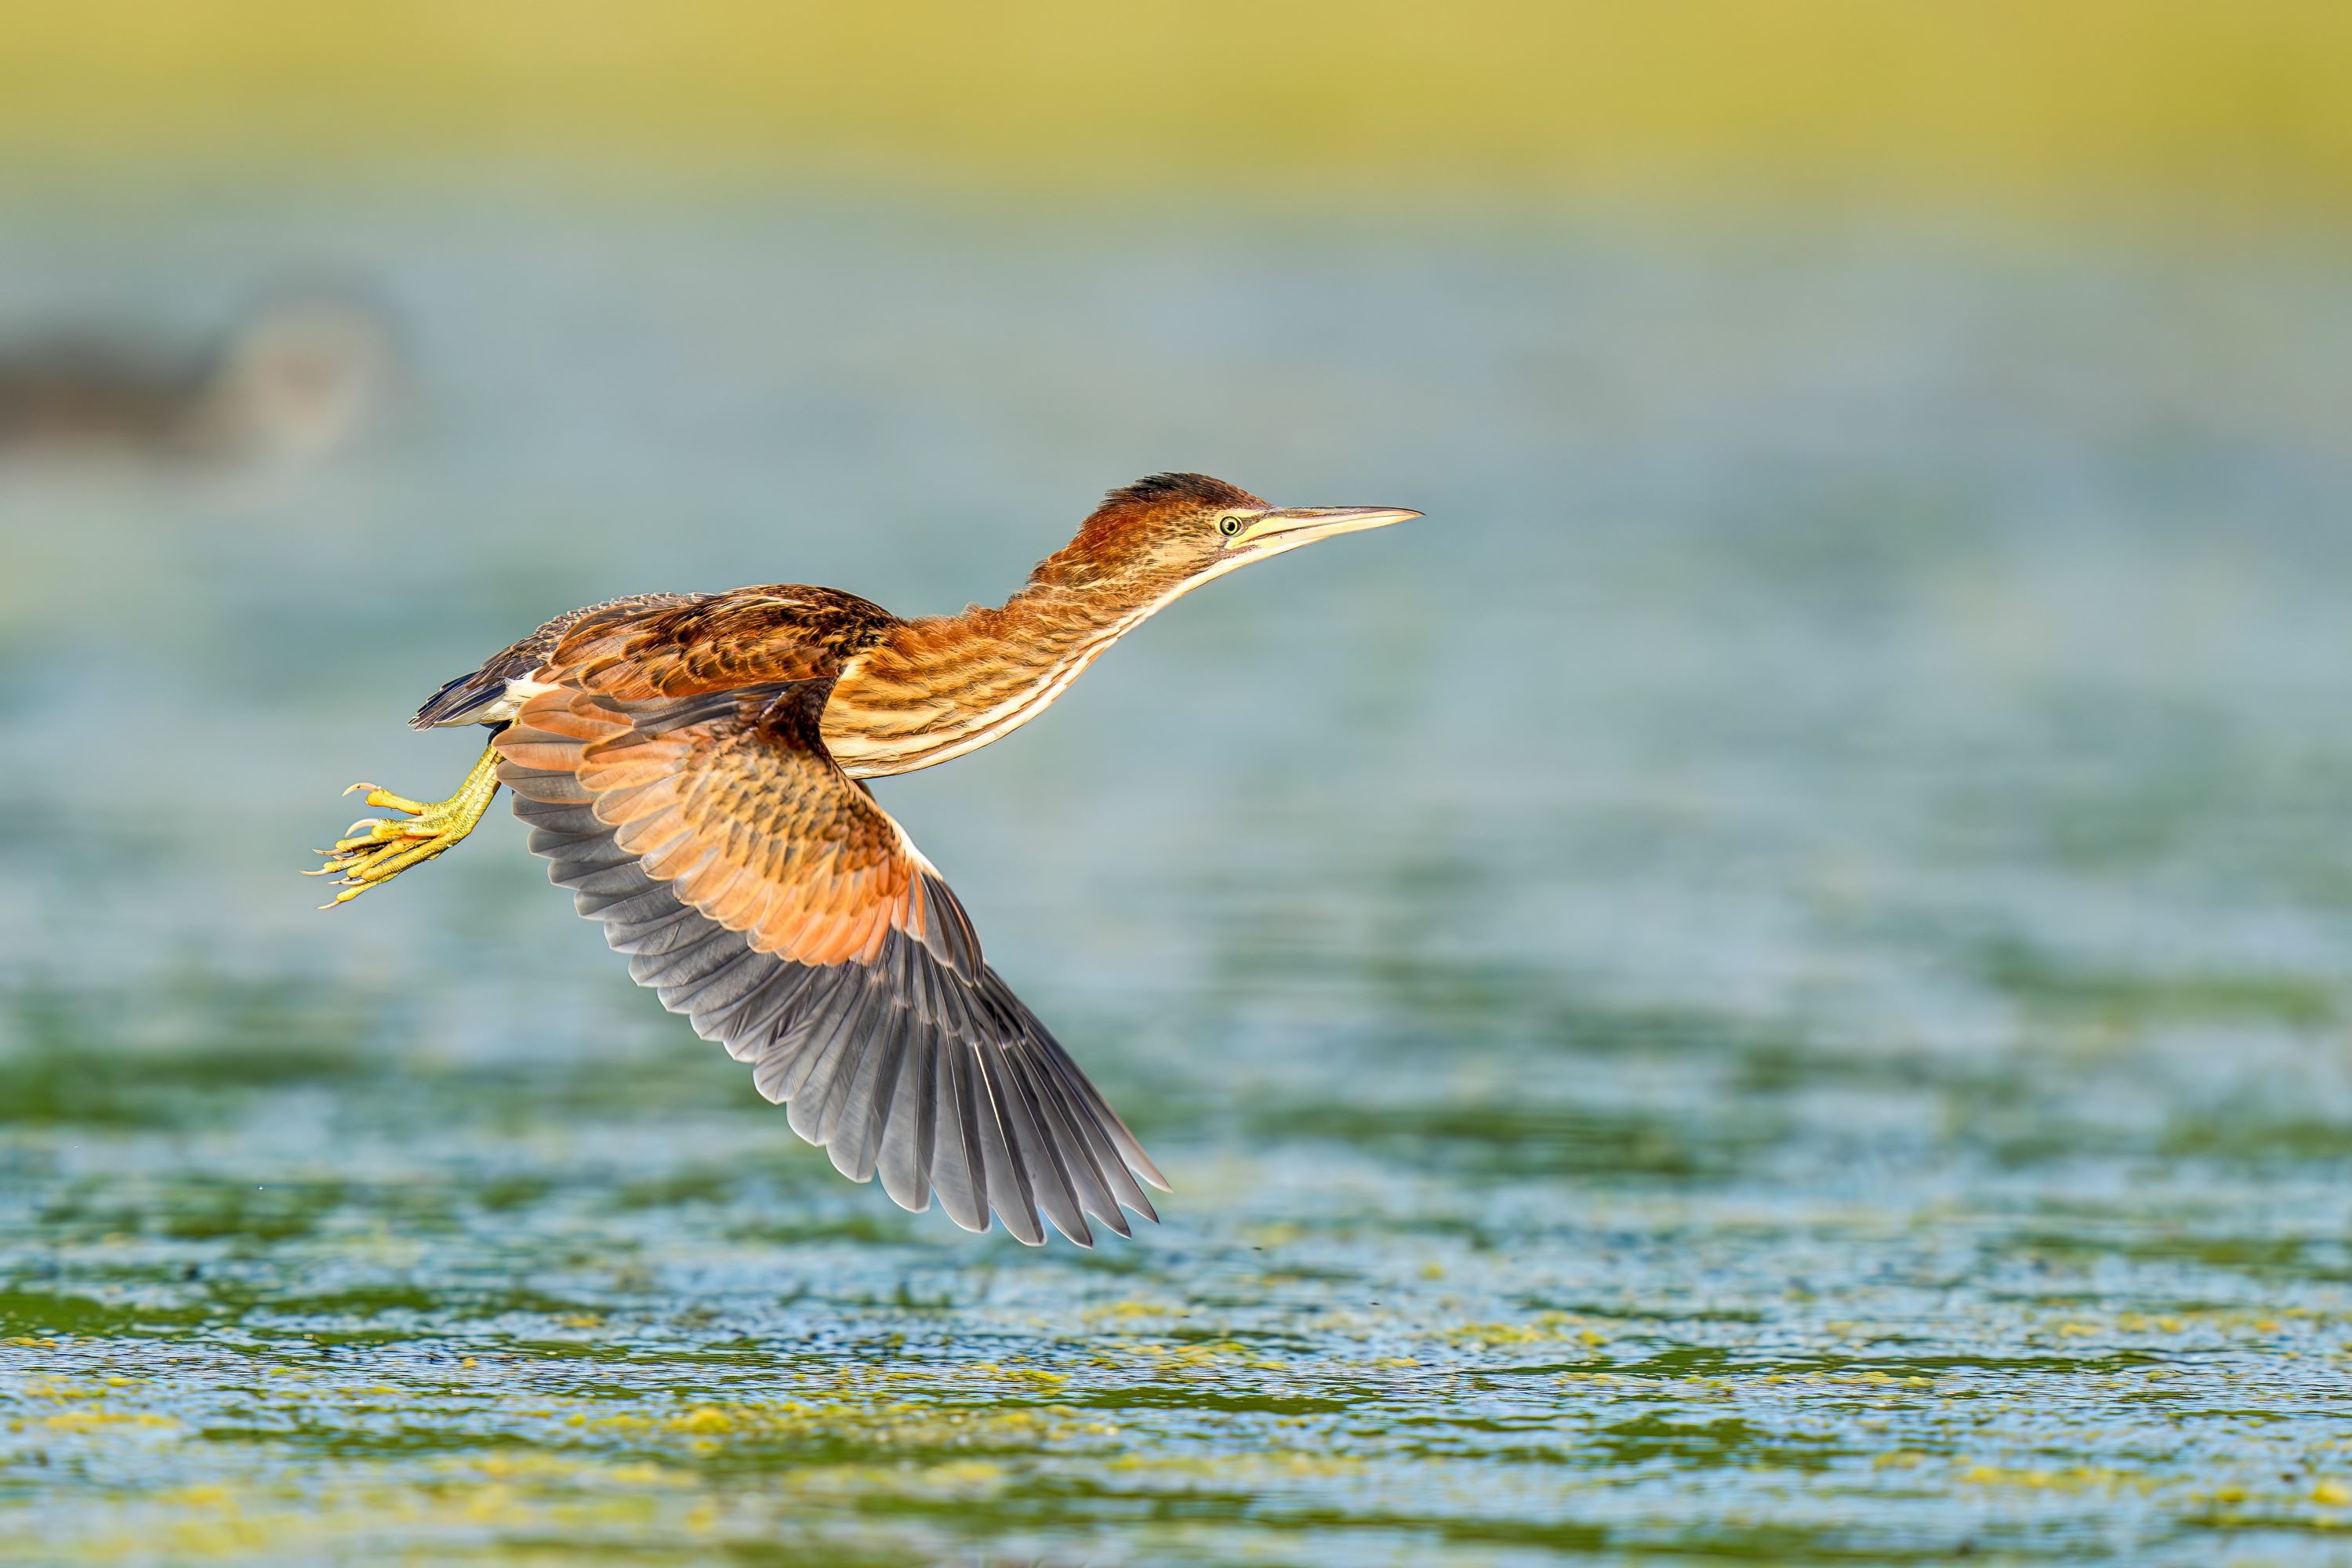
[2,195,2351,1563]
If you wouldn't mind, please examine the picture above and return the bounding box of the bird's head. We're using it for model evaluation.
[1036,473,1421,594]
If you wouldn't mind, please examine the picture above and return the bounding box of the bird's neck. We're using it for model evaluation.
[820,549,1203,778]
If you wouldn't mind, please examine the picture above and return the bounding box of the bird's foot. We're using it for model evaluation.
[307,744,501,906]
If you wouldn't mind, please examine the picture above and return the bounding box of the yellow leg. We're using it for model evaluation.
[308,742,503,907]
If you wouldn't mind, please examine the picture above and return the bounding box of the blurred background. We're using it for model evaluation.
[2,4,2351,1563]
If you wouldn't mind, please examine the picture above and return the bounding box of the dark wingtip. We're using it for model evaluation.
[411,668,498,729]
[512,772,1166,1249]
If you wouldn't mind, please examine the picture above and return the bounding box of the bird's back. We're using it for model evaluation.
[412,586,902,730]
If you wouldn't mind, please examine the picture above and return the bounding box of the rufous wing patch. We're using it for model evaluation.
[495,684,924,967]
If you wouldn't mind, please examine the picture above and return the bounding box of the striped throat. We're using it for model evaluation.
[819,557,1226,779]
[817,476,1418,779]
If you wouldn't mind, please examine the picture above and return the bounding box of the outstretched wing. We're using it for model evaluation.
[492,677,1166,1246]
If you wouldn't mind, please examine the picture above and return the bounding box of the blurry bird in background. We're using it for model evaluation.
[0,281,399,466]
[311,474,1420,1245]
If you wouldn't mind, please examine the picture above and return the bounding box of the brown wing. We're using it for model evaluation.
[546,587,901,699]
[412,586,898,730]
[492,677,1167,1247]
[412,592,707,729]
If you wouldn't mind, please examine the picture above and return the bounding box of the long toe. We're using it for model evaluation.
[311,748,501,912]
[342,782,430,815]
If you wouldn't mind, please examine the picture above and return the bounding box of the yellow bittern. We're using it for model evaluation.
[312,474,1419,1245]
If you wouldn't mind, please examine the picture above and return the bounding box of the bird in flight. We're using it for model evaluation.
[311,474,1419,1246]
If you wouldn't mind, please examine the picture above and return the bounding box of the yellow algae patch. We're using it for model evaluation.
[162,1515,273,1556]
[965,1363,1070,1392]
[1447,1322,1546,1347]
[607,1461,695,1487]
[1958,1463,2147,1494]
[763,1458,1014,1500]
[568,1397,1113,1455]
[1838,1370,1940,1390]
[1107,1449,1367,1483]
[2091,1306,2327,1338]
[2315,1479,2352,1506]
[462,1451,697,1489]
[1444,1312,1617,1349]
[1738,1369,1938,1393]
[42,1406,176,1432]
[666,1405,746,1435]
[1081,1299,1188,1325]
[69,1485,713,1562]
[1114,1339,1259,1374]
[449,1483,528,1524]
[920,1460,1006,1489]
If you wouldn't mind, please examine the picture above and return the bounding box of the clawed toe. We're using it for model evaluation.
[309,745,506,910]
[341,781,430,814]
[311,800,451,902]
[311,831,460,906]
[333,815,436,851]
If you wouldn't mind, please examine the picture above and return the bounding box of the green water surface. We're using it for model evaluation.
[2,198,2351,1564]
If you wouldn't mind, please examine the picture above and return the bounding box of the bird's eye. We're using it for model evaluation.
[1219,515,1243,537]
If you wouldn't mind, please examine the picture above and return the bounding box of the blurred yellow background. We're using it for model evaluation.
[2,0,2347,210]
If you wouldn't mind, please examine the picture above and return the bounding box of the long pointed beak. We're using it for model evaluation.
[1230,505,1423,549]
